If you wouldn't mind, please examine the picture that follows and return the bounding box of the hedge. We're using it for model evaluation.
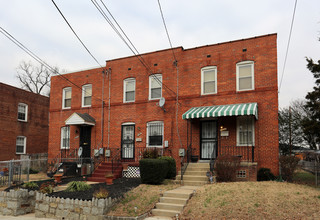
[159,156,176,179]
[139,159,168,184]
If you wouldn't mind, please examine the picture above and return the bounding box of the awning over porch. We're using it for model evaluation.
[65,112,96,126]
[182,103,258,120]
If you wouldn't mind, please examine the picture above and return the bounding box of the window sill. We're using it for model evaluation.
[236,88,255,93]
[16,152,25,155]
[81,105,91,108]
[147,145,163,148]
[17,119,27,123]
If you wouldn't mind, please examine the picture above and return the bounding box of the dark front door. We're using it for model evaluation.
[200,121,217,160]
[80,126,91,162]
[121,124,135,159]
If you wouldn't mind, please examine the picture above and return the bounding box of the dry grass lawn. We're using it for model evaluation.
[181,181,320,220]
[108,182,179,217]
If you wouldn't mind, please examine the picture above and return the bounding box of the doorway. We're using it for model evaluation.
[80,126,91,162]
[200,121,217,160]
[121,124,135,159]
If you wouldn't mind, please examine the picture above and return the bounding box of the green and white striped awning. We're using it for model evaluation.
[182,103,258,120]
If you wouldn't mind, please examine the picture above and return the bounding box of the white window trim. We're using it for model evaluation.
[236,116,255,146]
[62,87,71,109]
[17,103,28,122]
[60,126,70,149]
[82,84,92,107]
[201,66,217,95]
[123,78,136,103]
[16,136,26,154]
[149,74,162,100]
[236,61,254,91]
[146,121,164,148]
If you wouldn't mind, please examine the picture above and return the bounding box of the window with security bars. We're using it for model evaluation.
[149,74,162,100]
[16,136,26,154]
[237,170,246,178]
[61,126,70,149]
[237,61,254,91]
[124,78,135,102]
[147,121,163,147]
[17,103,28,121]
[62,87,71,109]
[82,84,92,107]
[237,116,254,146]
[201,66,217,95]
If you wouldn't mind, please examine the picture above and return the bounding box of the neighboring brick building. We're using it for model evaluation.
[49,33,279,177]
[0,83,49,161]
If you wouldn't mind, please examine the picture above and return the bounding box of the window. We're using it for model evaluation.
[149,74,162,100]
[237,116,254,146]
[17,103,28,121]
[201,66,217,95]
[237,170,246,178]
[62,87,72,109]
[147,121,163,147]
[123,78,135,102]
[61,126,70,149]
[82,84,92,107]
[16,136,26,154]
[236,61,254,91]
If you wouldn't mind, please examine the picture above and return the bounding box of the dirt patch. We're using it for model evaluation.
[181,181,320,220]
[49,178,141,200]
[108,181,179,217]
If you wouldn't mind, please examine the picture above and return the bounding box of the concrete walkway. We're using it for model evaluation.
[0,213,55,219]
[147,185,201,219]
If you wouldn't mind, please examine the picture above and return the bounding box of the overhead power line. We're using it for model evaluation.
[279,0,298,93]
[51,0,103,68]
[91,0,177,97]
[0,26,103,102]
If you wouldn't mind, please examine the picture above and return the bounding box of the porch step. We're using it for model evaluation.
[87,162,122,183]
[176,175,208,182]
[156,203,184,211]
[187,163,210,168]
[178,170,207,176]
[159,197,187,205]
[176,162,213,186]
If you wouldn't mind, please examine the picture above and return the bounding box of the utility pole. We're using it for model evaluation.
[289,106,292,155]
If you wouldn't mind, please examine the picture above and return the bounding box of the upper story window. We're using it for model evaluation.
[123,78,135,103]
[201,66,217,95]
[149,74,162,100]
[17,103,28,122]
[62,87,72,109]
[61,126,70,149]
[82,84,92,107]
[237,116,254,146]
[16,136,26,154]
[147,121,163,147]
[236,61,254,91]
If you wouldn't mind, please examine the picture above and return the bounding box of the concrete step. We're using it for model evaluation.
[163,190,193,199]
[156,203,184,211]
[184,167,209,172]
[178,170,208,176]
[180,180,208,186]
[152,209,179,218]
[187,163,210,168]
[177,175,208,181]
[159,197,188,205]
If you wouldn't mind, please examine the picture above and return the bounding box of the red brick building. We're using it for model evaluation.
[48,34,279,178]
[0,83,49,161]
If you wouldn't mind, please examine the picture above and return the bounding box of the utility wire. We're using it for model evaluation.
[0,26,103,102]
[92,0,177,97]
[279,0,298,93]
[51,0,103,68]
[157,0,183,148]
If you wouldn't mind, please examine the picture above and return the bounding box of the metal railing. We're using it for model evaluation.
[218,145,255,162]
[180,144,192,181]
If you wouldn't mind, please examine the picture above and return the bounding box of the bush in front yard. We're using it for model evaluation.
[142,148,159,159]
[257,168,276,181]
[139,159,168,184]
[159,156,176,179]
[215,155,241,182]
[280,155,300,182]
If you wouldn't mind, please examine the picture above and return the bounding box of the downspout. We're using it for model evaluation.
[107,68,111,150]
[101,68,105,149]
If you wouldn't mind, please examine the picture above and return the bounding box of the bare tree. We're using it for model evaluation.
[16,61,58,96]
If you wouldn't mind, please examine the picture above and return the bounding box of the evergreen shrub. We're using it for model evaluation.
[159,156,176,179]
[139,159,168,184]
[257,168,276,181]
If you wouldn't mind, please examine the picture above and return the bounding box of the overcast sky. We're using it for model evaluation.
[1,0,320,108]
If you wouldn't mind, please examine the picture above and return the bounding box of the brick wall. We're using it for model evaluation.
[0,83,49,161]
[49,34,279,176]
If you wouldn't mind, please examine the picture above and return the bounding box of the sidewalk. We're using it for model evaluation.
[0,213,55,220]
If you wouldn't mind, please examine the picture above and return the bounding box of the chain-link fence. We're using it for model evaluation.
[0,158,48,187]
[299,159,320,186]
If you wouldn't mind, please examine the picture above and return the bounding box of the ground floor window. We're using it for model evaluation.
[147,121,163,147]
[16,136,26,154]
[61,126,70,149]
[237,170,247,178]
[237,116,254,146]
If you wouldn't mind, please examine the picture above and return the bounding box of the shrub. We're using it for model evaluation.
[22,181,39,190]
[280,155,300,182]
[139,159,168,184]
[257,168,276,181]
[93,187,109,199]
[159,156,176,179]
[215,155,241,182]
[40,182,55,194]
[66,181,91,192]
[142,148,159,159]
